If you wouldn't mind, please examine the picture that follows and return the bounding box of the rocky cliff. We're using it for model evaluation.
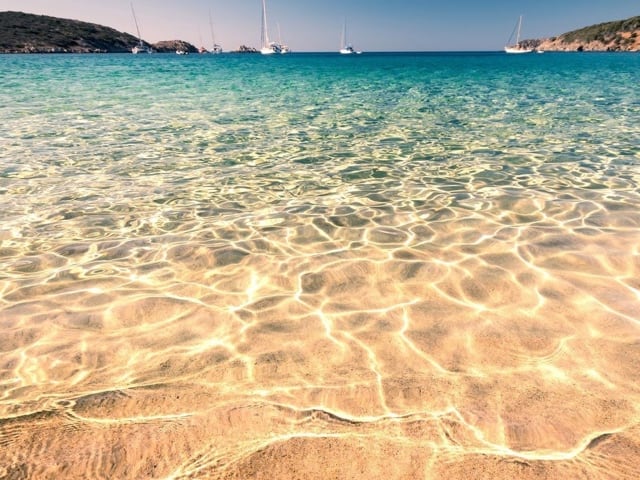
[535,16,640,52]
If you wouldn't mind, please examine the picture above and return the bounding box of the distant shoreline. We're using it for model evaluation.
[2,11,640,55]
[2,50,639,55]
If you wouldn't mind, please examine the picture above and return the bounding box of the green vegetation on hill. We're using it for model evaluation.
[532,15,640,51]
[560,16,640,43]
[0,11,142,53]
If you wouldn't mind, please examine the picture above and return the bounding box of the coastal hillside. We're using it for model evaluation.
[0,11,144,53]
[534,15,640,51]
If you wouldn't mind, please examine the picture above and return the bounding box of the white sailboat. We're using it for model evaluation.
[339,20,361,54]
[260,0,281,54]
[130,2,152,54]
[278,24,290,54]
[209,10,223,54]
[504,15,533,54]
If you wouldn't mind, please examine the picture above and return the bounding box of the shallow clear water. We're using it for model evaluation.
[1,52,640,479]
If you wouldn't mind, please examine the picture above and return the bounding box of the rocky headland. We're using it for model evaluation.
[0,11,202,54]
[527,15,640,52]
[0,11,143,53]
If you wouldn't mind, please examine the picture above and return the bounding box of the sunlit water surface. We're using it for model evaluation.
[1,52,640,479]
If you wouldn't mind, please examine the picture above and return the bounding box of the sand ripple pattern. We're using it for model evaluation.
[1,53,640,478]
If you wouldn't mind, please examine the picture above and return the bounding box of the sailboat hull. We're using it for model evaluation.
[504,47,534,54]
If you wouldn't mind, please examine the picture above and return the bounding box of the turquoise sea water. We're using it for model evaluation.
[1,52,640,478]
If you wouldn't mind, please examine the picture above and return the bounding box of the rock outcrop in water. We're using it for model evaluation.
[231,45,259,53]
[533,15,640,52]
[152,40,198,54]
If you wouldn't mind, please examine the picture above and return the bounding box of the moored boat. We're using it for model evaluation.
[339,20,361,54]
[260,0,282,54]
[209,10,223,54]
[505,15,534,54]
[130,2,153,54]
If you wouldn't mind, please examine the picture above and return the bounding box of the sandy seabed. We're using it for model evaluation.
[2,193,640,479]
[2,50,640,477]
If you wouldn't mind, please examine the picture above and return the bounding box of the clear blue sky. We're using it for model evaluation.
[2,0,638,51]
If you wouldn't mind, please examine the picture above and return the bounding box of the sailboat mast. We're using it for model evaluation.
[130,2,143,45]
[261,0,270,46]
[209,10,216,48]
[516,15,522,44]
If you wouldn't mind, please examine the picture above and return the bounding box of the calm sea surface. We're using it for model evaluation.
[1,52,640,479]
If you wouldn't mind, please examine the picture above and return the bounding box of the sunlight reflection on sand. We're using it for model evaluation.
[2,169,640,478]
[2,53,640,479]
